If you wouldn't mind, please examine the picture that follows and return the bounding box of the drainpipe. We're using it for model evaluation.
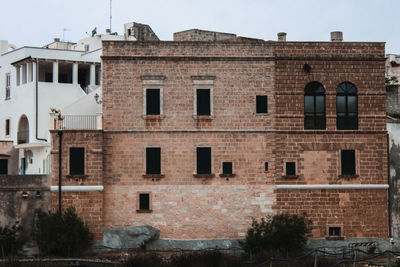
[58,130,63,213]
[387,133,392,238]
[35,60,47,142]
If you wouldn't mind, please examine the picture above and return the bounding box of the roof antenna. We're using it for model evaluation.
[109,0,112,32]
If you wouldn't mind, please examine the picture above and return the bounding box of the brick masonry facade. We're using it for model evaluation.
[51,35,389,244]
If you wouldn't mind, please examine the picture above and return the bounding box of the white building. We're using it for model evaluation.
[0,32,122,175]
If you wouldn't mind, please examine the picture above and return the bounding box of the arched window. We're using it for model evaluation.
[336,82,358,130]
[304,82,325,129]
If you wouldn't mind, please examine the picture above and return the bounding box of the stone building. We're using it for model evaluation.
[50,26,389,249]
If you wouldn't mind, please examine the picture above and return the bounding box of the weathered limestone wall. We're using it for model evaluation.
[0,175,50,240]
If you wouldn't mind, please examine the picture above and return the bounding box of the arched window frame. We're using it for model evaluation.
[336,82,358,130]
[304,82,326,130]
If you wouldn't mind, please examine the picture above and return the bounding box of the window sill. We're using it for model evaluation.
[136,209,152,213]
[66,174,88,179]
[193,173,215,178]
[282,175,299,179]
[325,236,344,241]
[192,115,214,121]
[219,173,236,178]
[338,174,359,180]
[142,115,165,120]
[142,174,165,179]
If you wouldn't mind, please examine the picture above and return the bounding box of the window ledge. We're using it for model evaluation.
[136,209,152,213]
[325,236,344,241]
[338,174,359,180]
[219,173,236,178]
[66,175,88,179]
[142,115,165,120]
[142,174,165,179]
[192,115,214,120]
[193,173,215,178]
[282,175,299,179]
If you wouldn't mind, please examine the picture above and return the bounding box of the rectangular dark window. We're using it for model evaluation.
[286,162,296,176]
[139,193,150,210]
[197,147,211,174]
[146,89,160,115]
[5,73,10,100]
[329,227,341,237]
[256,95,268,113]
[265,162,269,172]
[146,147,161,175]
[0,159,7,174]
[197,89,210,115]
[5,119,10,136]
[45,72,53,83]
[222,162,232,175]
[341,150,355,175]
[69,147,84,175]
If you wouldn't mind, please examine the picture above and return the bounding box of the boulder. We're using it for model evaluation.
[103,225,160,249]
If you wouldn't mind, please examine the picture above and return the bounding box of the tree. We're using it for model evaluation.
[32,206,93,257]
[0,224,22,257]
[240,213,312,257]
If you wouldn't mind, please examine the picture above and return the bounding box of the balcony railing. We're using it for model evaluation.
[51,114,102,130]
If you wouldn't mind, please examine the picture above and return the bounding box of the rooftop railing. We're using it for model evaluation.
[50,114,102,130]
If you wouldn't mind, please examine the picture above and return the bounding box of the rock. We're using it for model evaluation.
[103,225,160,249]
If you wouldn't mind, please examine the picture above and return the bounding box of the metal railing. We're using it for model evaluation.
[53,115,98,130]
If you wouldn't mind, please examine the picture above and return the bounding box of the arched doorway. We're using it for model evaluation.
[17,115,29,144]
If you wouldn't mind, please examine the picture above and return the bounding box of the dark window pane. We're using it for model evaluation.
[197,147,211,174]
[304,116,315,130]
[329,227,341,236]
[45,72,52,83]
[336,96,346,113]
[304,96,314,113]
[265,162,269,172]
[139,193,150,210]
[0,159,7,174]
[197,89,210,115]
[222,162,232,174]
[315,116,326,129]
[256,95,268,113]
[286,162,296,176]
[70,147,84,175]
[316,96,325,112]
[341,150,355,175]
[146,147,161,174]
[146,89,160,115]
[5,120,10,135]
[347,96,357,113]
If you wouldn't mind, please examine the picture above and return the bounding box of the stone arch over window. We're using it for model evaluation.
[304,81,326,129]
[17,115,29,144]
[336,82,358,130]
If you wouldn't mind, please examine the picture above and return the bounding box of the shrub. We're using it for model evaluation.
[0,224,22,257]
[240,213,312,257]
[32,206,93,257]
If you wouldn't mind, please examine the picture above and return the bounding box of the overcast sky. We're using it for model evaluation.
[1,0,399,53]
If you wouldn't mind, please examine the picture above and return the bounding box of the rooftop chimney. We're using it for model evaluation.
[330,31,343,42]
[106,29,111,34]
[54,38,60,42]
[277,32,287,42]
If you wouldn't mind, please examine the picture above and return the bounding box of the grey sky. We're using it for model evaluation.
[1,0,399,53]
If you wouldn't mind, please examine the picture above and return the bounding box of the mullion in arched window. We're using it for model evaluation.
[304,82,326,129]
[336,82,358,130]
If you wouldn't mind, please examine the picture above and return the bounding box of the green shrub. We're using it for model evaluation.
[240,213,312,257]
[0,224,22,257]
[32,206,93,257]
